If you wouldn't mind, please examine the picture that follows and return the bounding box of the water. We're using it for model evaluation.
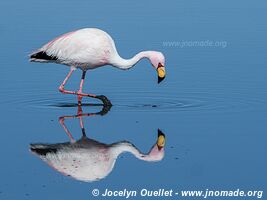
[0,0,267,199]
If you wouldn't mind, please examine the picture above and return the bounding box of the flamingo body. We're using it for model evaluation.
[31,28,117,70]
[31,136,165,182]
[30,28,166,105]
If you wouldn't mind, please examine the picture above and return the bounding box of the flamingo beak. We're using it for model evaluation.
[157,63,166,84]
[157,129,165,150]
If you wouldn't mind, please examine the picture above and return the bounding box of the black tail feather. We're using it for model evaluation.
[30,51,58,61]
[30,145,58,156]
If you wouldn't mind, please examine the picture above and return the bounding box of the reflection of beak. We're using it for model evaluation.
[157,64,166,84]
[157,129,165,150]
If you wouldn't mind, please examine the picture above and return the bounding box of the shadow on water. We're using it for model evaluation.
[30,105,166,182]
[51,102,112,116]
[51,103,104,107]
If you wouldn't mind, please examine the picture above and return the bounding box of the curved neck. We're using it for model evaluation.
[111,142,163,162]
[110,51,152,70]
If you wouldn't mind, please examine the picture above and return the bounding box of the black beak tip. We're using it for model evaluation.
[158,129,165,137]
[158,76,165,84]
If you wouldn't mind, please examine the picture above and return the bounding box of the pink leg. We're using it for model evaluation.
[76,71,97,105]
[59,68,112,106]
[58,68,76,95]
[59,117,76,143]
[77,71,96,105]
[79,116,86,137]
[58,106,92,140]
[58,105,110,141]
[77,104,83,115]
[77,106,92,137]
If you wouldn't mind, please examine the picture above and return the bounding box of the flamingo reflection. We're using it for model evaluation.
[30,106,166,182]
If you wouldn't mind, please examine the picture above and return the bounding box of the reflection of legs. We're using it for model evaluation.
[77,105,86,136]
[79,117,86,137]
[58,106,98,141]
[59,117,76,143]
[77,106,97,137]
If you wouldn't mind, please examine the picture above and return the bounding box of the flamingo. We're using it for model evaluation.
[30,106,166,182]
[29,28,166,106]
[30,131,165,182]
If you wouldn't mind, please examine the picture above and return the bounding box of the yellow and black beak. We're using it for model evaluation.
[157,63,166,84]
[157,129,165,150]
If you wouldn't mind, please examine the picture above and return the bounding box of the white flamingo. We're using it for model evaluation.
[31,123,165,182]
[30,28,166,106]
[30,106,165,182]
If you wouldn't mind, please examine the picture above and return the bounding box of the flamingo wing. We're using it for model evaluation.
[30,28,116,68]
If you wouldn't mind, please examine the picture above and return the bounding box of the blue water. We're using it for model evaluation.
[0,0,267,199]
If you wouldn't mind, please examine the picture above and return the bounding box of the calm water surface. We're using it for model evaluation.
[0,0,266,199]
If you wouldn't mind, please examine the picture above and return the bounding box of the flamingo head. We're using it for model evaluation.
[157,129,166,150]
[149,51,166,84]
[146,129,166,161]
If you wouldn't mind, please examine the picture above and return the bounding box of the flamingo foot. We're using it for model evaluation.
[98,104,112,116]
[95,95,112,107]
[76,93,112,106]
[59,87,112,106]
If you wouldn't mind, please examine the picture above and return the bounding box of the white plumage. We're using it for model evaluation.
[30,28,166,105]
[30,135,165,182]
[33,29,117,69]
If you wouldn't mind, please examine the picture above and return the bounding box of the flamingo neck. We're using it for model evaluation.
[111,142,162,161]
[110,51,153,70]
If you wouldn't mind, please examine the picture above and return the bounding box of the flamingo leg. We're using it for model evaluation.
[58,68,76,95]
[59,68,112,106]
[58,69,96,102]
[76,106,87,137]
[59,117,76,143]
[77,71,96,105]
[79,116,86,137]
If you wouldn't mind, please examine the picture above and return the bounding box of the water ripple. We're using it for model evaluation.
[1,88,266,113]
